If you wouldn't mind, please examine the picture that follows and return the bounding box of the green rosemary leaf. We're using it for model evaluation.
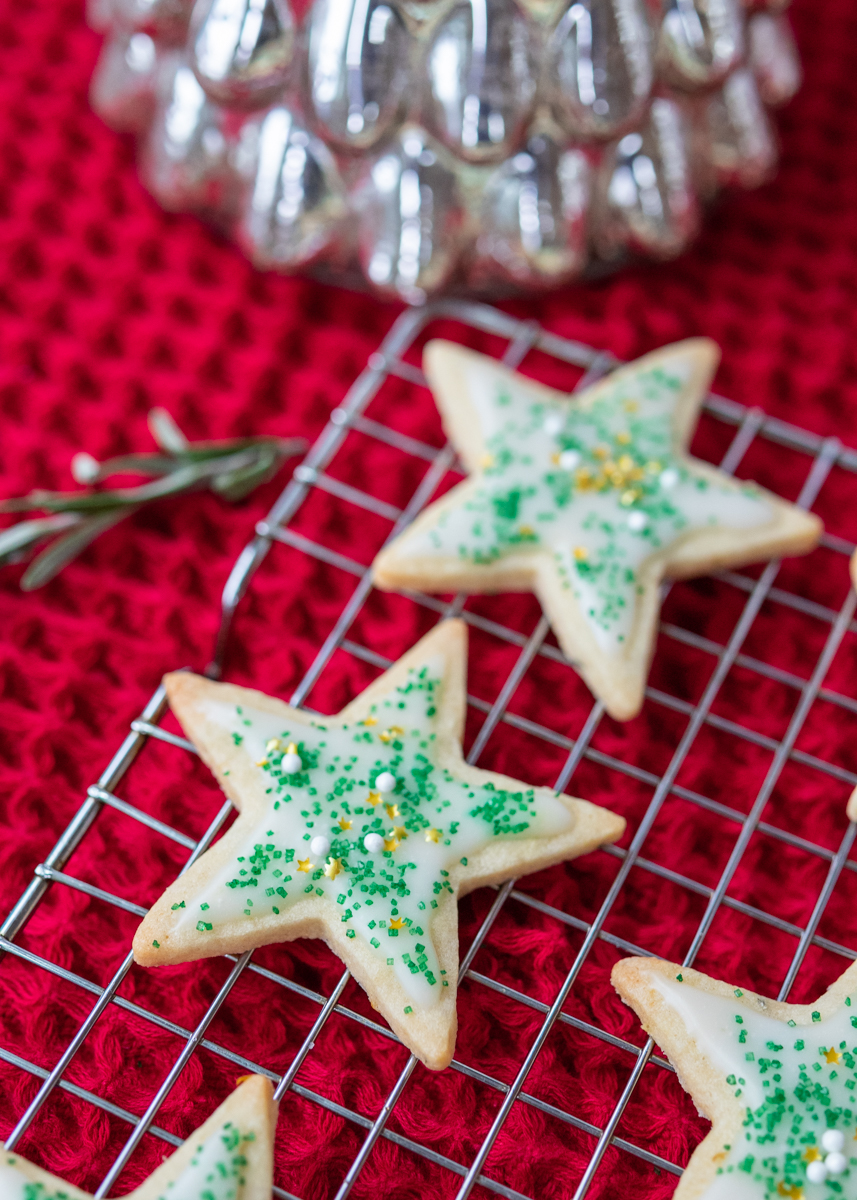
[4,464,207,514]
[87,453,177,480]
[210,447,281,501]
[0,513,82,565]
[148,407,190,454]
[21,509,131,590]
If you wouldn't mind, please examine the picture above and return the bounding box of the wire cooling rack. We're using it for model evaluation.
[2,299,857,1200]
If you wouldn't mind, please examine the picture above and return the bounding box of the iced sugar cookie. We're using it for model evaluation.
[372,339,822,721]
[846,552,857,822]
[613,956,857,1198]
[133,619,625,1070]
[0,1074,276,1200]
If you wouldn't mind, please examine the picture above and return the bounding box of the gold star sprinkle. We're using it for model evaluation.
[615,431,631,445]
[519,525,535,537]
[575,467,594,490]
[383,837,400,853]
[337,817,352,831]
[256,759,269,768]
[623,399,638,413]
[394,826,408,840]
[480,453,494,468]
[378,725,404,743]
[593,445,609,460]
[620,489,639,506]
[324,857,342,880]
[550,451,561,464]
[777,1185,803,1199]
[297,858,312,874]
[362,716,378,726]
[825,1047,842,1064]
[367,792,382,807]
[286,742,298,755]
[573,546,588,561]
[389,917,405,930]
[385,803,400,819]
[265,738,282,755]
[646,460,662,474]
[804,1147,823,1162]
[425,828,440,843]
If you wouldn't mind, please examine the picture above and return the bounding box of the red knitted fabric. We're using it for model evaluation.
[2,2,857,1198]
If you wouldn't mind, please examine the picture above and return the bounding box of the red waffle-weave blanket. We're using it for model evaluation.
[2,1,857,1198]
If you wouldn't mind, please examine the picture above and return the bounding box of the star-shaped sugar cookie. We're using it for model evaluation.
[613,957,857,1199]
[133,620,625,1069]
[0,1075,276,1200]
[372,340,822,721]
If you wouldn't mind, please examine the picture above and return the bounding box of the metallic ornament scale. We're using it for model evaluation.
[543,0,654,142]
[592,95,698,260]
[239,105,347,267]
[474,132,591,287]
[190,0,295,107]
[306,0,412,150]
[423,0,539,164]
[657,0,745,90]
[356,127,466,302]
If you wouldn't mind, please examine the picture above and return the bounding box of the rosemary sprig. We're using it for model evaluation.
[0,408,307,590]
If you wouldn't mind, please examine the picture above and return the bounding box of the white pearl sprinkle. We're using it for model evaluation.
[825,1151,847,1176]
[375,771,396,793]
[558,449,581,471]
[282,752,302,774]
[806,1160,828,1184]
[822,1130,845,1154]
[627,511,647,532]
[660,467,679,489]
[310,835,330,858]
[543,413,563,436]
[364,833,384,853]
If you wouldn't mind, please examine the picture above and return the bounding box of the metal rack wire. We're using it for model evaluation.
[2,299,857,1200]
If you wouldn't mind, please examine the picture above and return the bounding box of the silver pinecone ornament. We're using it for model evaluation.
[89,0,801,300]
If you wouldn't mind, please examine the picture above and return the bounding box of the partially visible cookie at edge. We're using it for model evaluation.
[612,955,857,1197]
[0,1074,277,1200]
